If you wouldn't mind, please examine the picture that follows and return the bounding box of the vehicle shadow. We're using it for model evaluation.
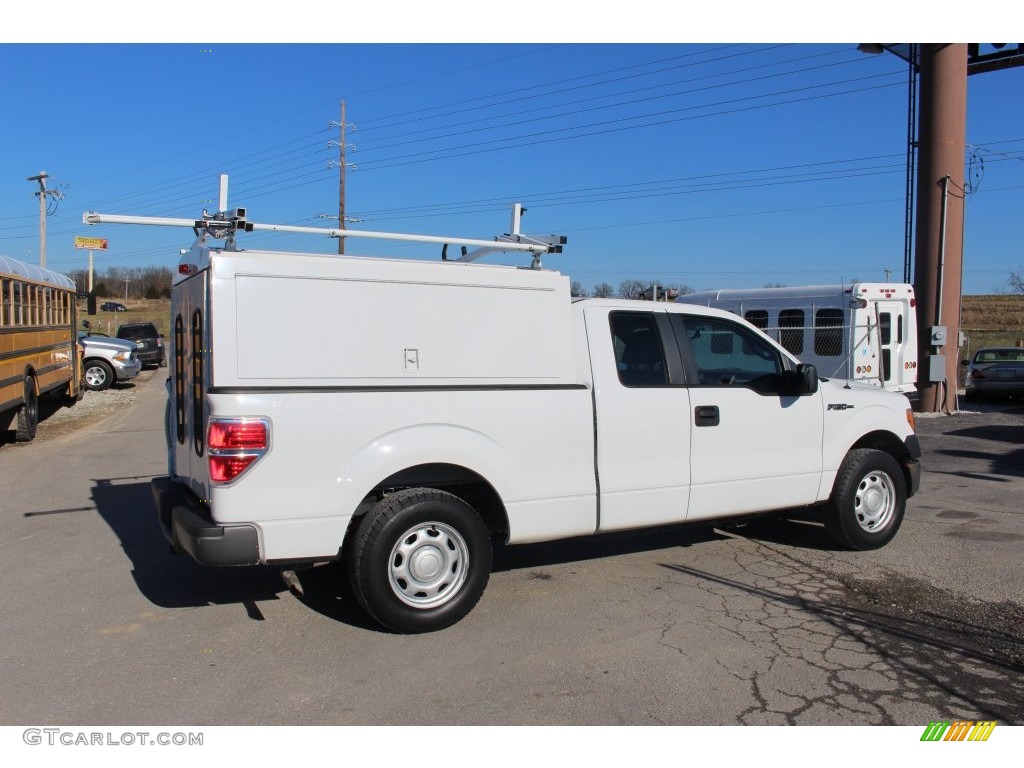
[85,478,847,631]
[720,512,847,551]
[89,478,288,616]
[292,522,737,632]
[492,522,733,571]
[935,423,1024,479]
[284,518,848,631]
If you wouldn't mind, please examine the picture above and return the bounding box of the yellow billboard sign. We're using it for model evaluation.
[74,237,108,250]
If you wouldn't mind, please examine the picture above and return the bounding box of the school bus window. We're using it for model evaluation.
[13,282,23,325]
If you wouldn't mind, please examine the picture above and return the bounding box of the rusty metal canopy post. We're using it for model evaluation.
[913,44,967,413]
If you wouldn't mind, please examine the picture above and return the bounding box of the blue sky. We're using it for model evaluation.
[2,30,1022,295]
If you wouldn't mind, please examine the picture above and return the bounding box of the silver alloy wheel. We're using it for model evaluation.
[854,470,897,532]
[84,365,109,388]
[387,521,469,609]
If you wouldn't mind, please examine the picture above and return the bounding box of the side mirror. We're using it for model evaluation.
[797,363,819,395]
[81,320,92,333]
[781,363,818,396]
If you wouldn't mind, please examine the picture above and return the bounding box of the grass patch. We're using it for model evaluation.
[77,299,172,337]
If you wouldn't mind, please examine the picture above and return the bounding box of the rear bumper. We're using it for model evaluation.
[134,348,164,365]
[151,476,261,566]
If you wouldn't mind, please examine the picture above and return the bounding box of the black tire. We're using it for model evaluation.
[825,448,906,550]
[964,389,979,403]
[15,376,38,442]
[83,359,114,391]
[348,488,492,633]
[159,353,167,368]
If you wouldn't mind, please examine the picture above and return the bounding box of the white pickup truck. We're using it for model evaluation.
[137,213,920,634]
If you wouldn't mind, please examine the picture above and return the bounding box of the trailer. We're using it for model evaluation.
[677,283,918,393]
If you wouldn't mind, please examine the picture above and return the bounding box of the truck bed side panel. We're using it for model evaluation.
[206,387,596,560]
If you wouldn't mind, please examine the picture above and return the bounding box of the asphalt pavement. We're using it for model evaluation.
[0,372,1021,726]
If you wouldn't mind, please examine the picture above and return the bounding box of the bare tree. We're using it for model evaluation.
[570,280,587,297]
[592,282,614,298]
[1009,267,1024,294]
[617,279,648,299]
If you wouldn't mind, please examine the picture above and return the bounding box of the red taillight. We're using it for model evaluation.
[208,418,270,484]
[210,455,259,483]
[969,370,984,380]
[209,420,268,450]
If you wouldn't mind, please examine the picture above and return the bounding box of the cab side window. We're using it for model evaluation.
[683,315,782,390]
[610,312,669,387]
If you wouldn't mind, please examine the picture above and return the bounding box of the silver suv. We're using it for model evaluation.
[78,322,143,391]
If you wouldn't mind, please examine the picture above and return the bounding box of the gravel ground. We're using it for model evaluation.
[0,369,158,449]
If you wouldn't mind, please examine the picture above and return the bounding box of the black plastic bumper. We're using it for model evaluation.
[151,476,261,566]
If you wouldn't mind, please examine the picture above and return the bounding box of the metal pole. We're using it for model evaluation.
[936,175,950,327]
[88,251,94,292]
[38,180,47,268]
[338,101,346,255]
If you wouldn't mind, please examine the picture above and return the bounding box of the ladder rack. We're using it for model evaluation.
[82,182,566,269]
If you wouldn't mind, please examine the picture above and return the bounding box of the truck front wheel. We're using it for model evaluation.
[825,448,906,550]
[348,488,492,633]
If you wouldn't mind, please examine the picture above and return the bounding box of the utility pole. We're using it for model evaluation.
[329,101,354,254]
[26,171,63,269]
[338,101,346,255]
[913,44,967,414]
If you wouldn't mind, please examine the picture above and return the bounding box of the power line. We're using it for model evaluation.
[360,47,857,148]
[356,75,907,171]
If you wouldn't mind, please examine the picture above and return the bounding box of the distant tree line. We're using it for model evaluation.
[67,266,173,300]
[570,279,696,300]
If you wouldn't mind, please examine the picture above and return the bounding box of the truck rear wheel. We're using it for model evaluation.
[348,488,492,633]
[825,448,906,550]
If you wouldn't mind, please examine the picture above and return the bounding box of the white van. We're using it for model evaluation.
[677,283,919,393]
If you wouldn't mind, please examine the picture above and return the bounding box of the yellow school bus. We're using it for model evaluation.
[0,255,82,442]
